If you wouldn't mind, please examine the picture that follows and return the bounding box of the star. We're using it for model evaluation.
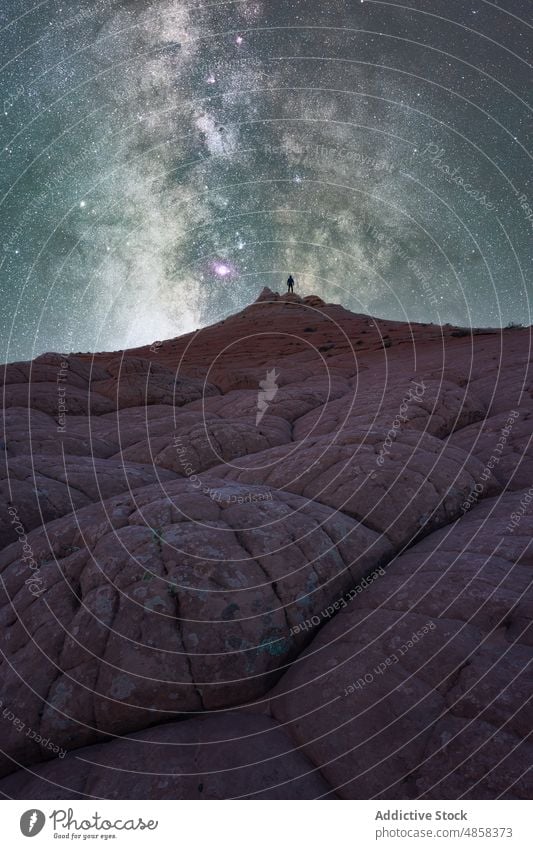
[0,0,529,359]
[211,260,237,278]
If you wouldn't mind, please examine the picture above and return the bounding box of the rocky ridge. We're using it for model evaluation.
[0,289,531,799]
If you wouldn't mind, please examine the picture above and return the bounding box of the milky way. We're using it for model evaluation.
[1,0,531,361]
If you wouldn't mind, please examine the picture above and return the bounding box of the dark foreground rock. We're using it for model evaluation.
[1,290,531,798]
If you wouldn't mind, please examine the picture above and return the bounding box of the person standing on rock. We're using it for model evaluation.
[287,274,295,293]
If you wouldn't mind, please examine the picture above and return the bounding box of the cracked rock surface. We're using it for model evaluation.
[1,291,532,798]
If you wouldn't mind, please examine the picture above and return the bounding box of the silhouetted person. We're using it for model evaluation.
[287,274,295,293]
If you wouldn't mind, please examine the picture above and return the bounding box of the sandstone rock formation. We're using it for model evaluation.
[0,290,531,799]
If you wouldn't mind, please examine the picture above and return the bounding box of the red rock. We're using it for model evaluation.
[0,292,531,798]
[0,713,334,799]
[0,478,389,776]
[267,492,533,799]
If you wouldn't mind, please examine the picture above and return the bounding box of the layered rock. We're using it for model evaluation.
[268,491,533,799]
[0,713,334,800]
[0,290,531,798]
[0,479,390,776]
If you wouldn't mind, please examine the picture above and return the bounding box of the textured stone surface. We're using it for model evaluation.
[0,289,531,798]
[0,478,389,776]
[0,713,334,800]
[267,492,533,799]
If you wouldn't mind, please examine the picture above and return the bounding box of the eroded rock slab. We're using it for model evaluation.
[0,478,390,777]
[267,492,533,799]
[1,293,531,799]
[0,713,334,800]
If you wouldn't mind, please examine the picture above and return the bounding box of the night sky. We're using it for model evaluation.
[1,0,531,362]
